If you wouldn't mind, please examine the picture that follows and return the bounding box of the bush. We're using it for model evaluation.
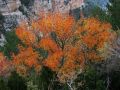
[0,77,9,90]
[75,65,106,90]
[7,71,27,90]
[0,31,21,59]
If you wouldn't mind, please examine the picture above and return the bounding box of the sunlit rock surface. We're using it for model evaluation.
[0,0,108,30]
[0,0,26,30]
[0,0,21,13]
[33,0,84,14]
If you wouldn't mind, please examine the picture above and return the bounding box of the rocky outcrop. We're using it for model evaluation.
[0,0,26,30]
[0,0,21,13]
[33,0,84,14]
[0,0,85,30]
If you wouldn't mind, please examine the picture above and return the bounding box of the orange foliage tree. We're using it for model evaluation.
[13,13,113,83]
[0,53,13,77]
[12,45,41,77]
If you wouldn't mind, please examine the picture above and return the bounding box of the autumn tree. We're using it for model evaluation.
[0,53,13,77]
[13,13,113,89]
[12,46,41,77]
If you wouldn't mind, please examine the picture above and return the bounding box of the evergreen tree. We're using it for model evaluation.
[0,13,5,34]
[20,0,34,8]
[107,0,120,30]
[91,6,110,22]
[7,71,27,90]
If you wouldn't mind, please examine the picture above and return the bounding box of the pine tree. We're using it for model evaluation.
[20,0,34,8]
[107,0,120,30]
[0,13,5,34]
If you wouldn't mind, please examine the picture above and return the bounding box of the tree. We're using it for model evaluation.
[12,46,41,77]
[83,0,109,17]
[0,31,21,59]
[107,0,120,30]
[13,13,113,89]
[0,77,8,90]
[74,65,106,90]
[0,13,5,34]
[0,53,13,77]
[20,0,34,8]
[90,6,110,22]
[7,71,27,90]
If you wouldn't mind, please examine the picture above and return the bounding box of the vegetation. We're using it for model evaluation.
[0,13,5,34]
[0,0,120,90]
[0,12,116,89]
[107,0,120,30]
[90,6,110,22]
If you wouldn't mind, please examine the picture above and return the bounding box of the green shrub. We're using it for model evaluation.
[75,66,106,90]
[7,71,27,90]
[0,31,21,59]
[0,77,9,90]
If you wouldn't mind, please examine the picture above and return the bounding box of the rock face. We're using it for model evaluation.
[0,0,85,30]
[0,0,21,13]
[33,0,84,14]
[0,34,6,46]
[3,11,26,31]
[0,0,26,30]
[54,0,84,12]
[0,0,84,14]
